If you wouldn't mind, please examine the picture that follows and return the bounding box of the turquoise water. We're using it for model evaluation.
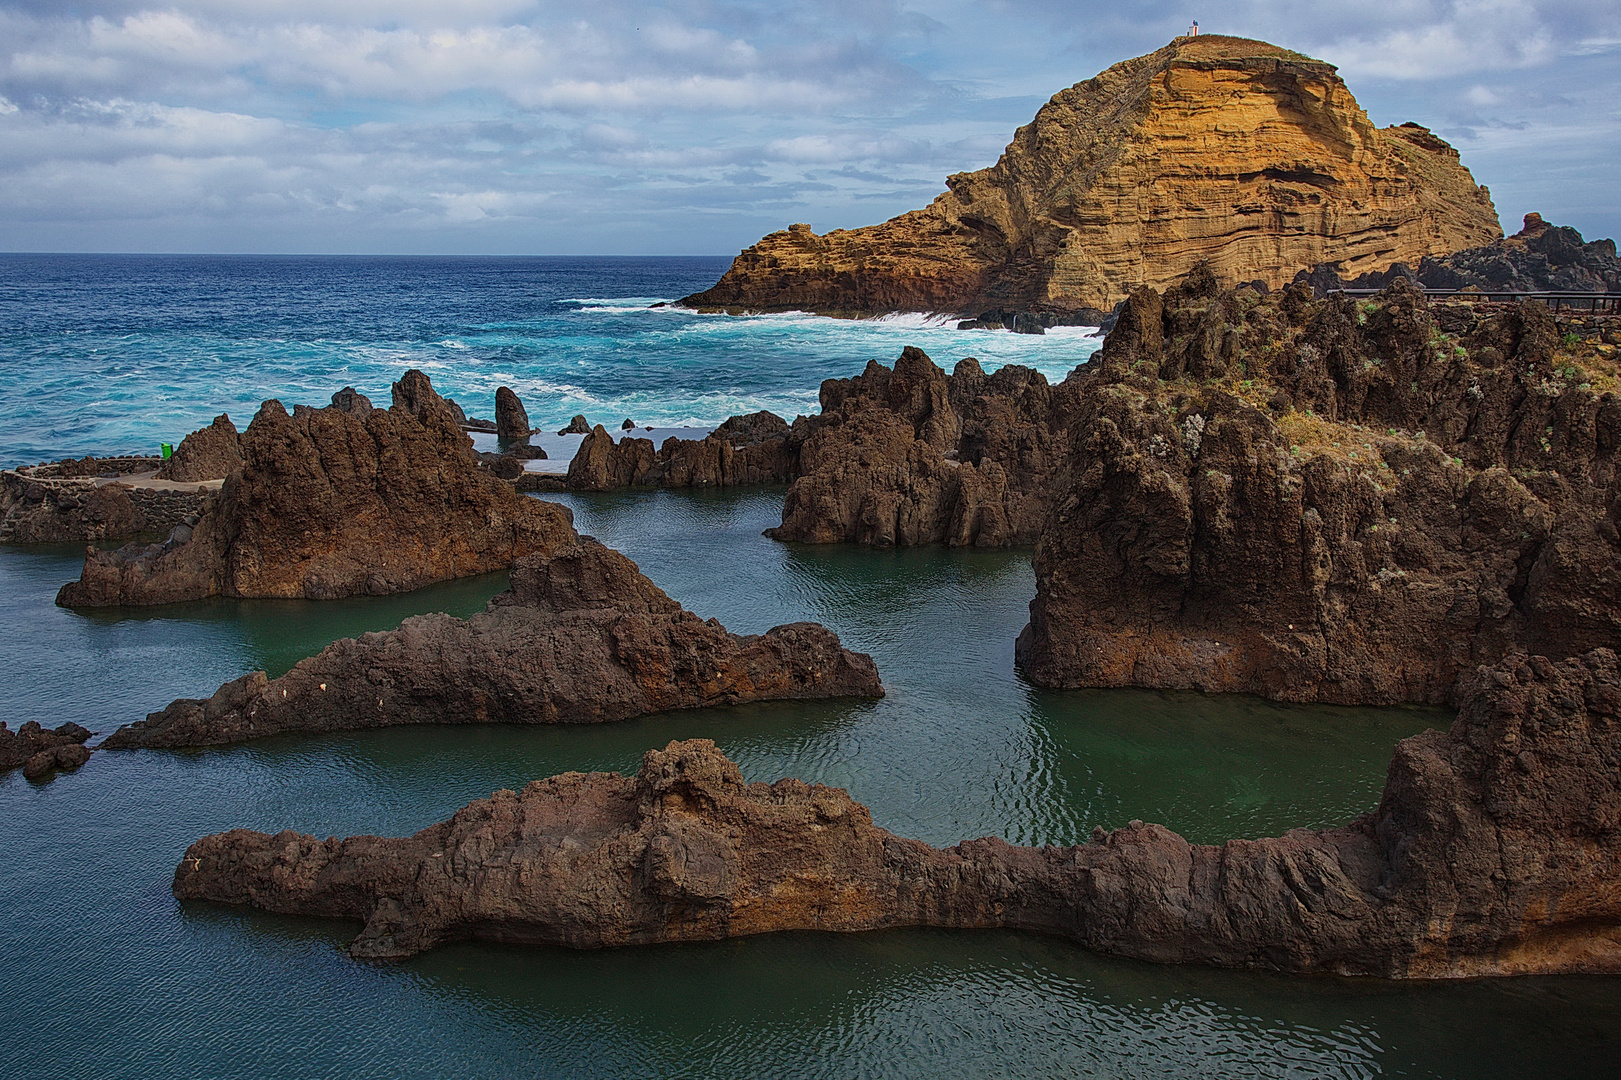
[0,254,1100,463]
[2,258,1618,1077]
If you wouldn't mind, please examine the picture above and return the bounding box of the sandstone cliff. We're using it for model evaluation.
[1016,269,1621,704]
[56,371,574,606]
[103,535,882,749]
[172,648,1621,976]
[682,35,1499,317]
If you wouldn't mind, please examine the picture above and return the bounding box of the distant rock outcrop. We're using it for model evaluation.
[105,536,882,749]
[155,414,241,483]
[682,35,1499,317]
[56,370,575,607]
[1016,268,1621,704]
[173,648,1621,977]
[1299,213,1621,295]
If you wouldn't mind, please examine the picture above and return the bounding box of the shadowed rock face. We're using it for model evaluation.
[56,371,575,607]
[174,649,1621,977]
[104,535,883,750]
[682,36,1498,318]
[495,386,532,445]
[768,348,1084,547]
[155,414,241,482]
[565,420,795,492]
[1016,271,1621,704]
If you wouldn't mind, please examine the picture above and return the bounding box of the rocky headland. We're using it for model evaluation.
[681,35,1499,319]
[56,371,574,606]
[103,534,882,749]
[174,647,1621,977]
[1016,267,1621,704]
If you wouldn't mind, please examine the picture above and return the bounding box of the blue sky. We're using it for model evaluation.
[0,0,1615,254]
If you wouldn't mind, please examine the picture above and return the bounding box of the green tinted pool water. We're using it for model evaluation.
[1,489,1615,1078]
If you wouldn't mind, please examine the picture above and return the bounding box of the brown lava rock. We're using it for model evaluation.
[155,414,241,482]
[174,649,1621,977]
[2,721,93,780]
[1016,270,1621,704]
[104,535,882,750]
[56,370,575,607]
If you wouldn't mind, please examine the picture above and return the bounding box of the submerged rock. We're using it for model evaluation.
[56,370,575,607]
[105,535,882,750]
[1016,270,1621,704]
[2,721,92,780]
[174,649,1621,977]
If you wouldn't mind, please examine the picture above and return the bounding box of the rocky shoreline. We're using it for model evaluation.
[104,534,881,750]
[174,648,1621,977]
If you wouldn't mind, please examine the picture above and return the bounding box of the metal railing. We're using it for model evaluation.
[1329,288,1620,315]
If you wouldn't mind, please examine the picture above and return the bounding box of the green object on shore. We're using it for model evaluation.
[160,443,173,459]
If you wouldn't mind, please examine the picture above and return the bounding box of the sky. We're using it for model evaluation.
[0,0,1615,255]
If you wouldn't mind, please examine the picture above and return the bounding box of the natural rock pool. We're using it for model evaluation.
[3,488,1617,1078]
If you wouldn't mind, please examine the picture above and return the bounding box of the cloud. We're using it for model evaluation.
[0,0,1614,253]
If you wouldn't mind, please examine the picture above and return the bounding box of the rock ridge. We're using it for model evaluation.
[104,534,883,750]
[174,649,1621,977]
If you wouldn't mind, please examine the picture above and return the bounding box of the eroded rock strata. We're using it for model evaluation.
[682,35,1499,318]
[1017,269,1621,703]
[173,648,1621,976]
[104,535,882,749]
[57,371,574,607]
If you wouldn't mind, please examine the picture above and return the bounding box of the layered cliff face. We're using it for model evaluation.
[104,535,882,750]
[172,649,1621,976]
[683,35,1500,317]
[56,371,575,607]
[1017,270,1621,704]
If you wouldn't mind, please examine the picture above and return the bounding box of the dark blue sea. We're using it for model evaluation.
[1,257,1616,1079]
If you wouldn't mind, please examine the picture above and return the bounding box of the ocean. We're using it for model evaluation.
[0,254,1103,464]
[1,257,1617,1078]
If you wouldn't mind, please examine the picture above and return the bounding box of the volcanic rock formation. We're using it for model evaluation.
[1,721,93,780]
[56,370,574,607]
[155,414,241,483]
[1301,214,1621,296]
[173,648,1621,976]
[682,35,1499,318]
[1016,267,1621,704]
[495,386,533,446]
[104,535,882,749]
[768,348,1084,546]
[565,413,796,492]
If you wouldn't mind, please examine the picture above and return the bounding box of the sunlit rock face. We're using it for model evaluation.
[683,35,1500,318]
